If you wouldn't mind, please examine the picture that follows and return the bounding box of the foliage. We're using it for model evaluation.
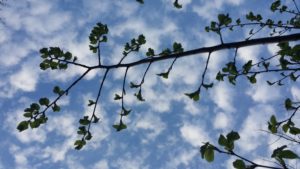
[16,0,300,168]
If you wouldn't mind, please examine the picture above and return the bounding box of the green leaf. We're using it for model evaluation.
[159,48,171,56]
[226,131,240,142]
[93,115,100,123]
[74,139,86,150]
[242,60,252,73]
[202,83,214,90]
[289,127,300,135]
[279,150,299,159]
[173,42,184,53]
[282,123,289,133]
[218,134,227,146]
[204,145,214,162]
[233,160,246,169]
[247,75,256,84]
[79,116,90,125]
[284,98,293,110]
[137,34,146,45]
[39,98,50,106]
[30,103,40,111]
[85,131,92,140]
[136,0,144,4]
[114,94,122,100]
[122,107,131,116]
[185,89,200,101]
[135,89,145,101]
[130,82,140,88]
[88,100,96,106]
[270,115,277,125]
[216,71,225,81]
[52,103,60,112]
[146,48,155,57]
[23,112,32,118]
[173,0,182,9]
[200,143,209,159]
[29,121,40,128]
[113,121,127,132]
[157,72,169,79]
[17,121,29,132]
[218,13,232,26]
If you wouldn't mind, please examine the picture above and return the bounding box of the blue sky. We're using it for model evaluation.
[0,0,299,169]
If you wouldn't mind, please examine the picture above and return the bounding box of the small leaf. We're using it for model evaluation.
[52,103,60,112]
[218,134,227,146]
[202,83,214,90]
[157,72,169,79]
[39,98,50,106]
[130,82,140,88]
[289,127,300,135]
[113,121,127,132]
[204,145,214,162]
[136,0,144,4]
[233,160,246,169]
[17,121,29,132]
[185,89,200,101]
[88,100,96,106]
[146,48,155,57]
[270,115,277,125]
[114,94,122,100]
[227,131,240,142]
[135,89,145,101]
[282,123,289,133]
[173,42,184,53]
[79,116,90,125]
[85,131,92,140]
[279,150,299,159]
[284,98,293,110]
[122,107,131,116]
[173,0,182,9]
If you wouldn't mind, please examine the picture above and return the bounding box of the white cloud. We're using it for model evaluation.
[112,152,149,169]
[291,86,300,101]
[237,46,261,64]
[133,111,166,143]
[237,104,274,152]
[93,160,109,169]
[9,64,39,92]
[210,83,236,113]
[180,123,210,147]
[246,76,281,103]
[165,149,198,169]
[192,0,243,20]
[213,112,232,130]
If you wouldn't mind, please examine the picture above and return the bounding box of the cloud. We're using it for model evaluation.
[192,0,244,20]
[213,112,232,130]
[92,160,109,169]
[210,83,236,113]
[9,63,39,92]
[165,148,198,169]
[133,111,166,143]
[291,86,300,101]
[112,152,149,169]
[246,76,281,103]
[180,123,210,147]
[237,104,274,152]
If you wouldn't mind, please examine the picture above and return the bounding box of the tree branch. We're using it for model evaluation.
[93,33,300,69]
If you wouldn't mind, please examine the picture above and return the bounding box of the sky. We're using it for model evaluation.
[0,0,299,169]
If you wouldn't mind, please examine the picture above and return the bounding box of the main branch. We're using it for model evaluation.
[93,33,300,69]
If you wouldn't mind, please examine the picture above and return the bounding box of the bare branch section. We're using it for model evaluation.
[95,33,300,69]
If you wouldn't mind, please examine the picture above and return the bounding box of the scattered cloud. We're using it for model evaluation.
[180,123,210,147]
